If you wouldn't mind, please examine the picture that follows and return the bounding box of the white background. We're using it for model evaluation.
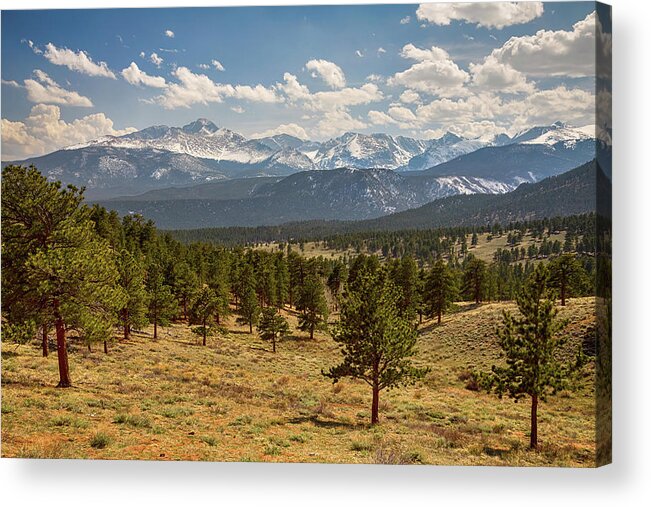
[1,0,649,505]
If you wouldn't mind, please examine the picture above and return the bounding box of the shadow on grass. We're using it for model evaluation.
[286,415,363,430]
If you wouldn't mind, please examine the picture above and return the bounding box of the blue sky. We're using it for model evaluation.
[1,2,604,160]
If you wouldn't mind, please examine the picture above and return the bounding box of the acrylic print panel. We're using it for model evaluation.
[0,1,611,467]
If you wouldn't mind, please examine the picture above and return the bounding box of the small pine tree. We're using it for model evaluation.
[172,262,199,320]
[324,269,429,424]
[189,286,220,346]
[482,265,585,449]
[548,253,587,306]
[146,265,177,340]
[424,259,458,324]
[237,264,260,333]
[257,307,290,353]
[462,255,487,304]
[297,273,329,339]
[117,249,149,340]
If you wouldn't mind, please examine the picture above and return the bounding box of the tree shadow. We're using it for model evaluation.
[286,415,362,430]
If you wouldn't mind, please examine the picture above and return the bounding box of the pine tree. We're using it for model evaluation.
[389,256,420,321]
[237,264,259,333]
[146,264,177,340]
[462,255,487,304]
[116,249,149,340]
[257,307,290,353]
[324,269,429,424]
[482,265,585,449]
[326,261,347,312]
[424,259,458,324]
[189,286,220,346]
[2,165,126,385]
[172,261,199,320]
[297,273,329,339]
[274,252,290,309]
[548,254,587,306]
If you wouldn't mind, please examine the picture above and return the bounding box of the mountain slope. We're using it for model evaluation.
[98,168,513,228]
[419,140,595,184]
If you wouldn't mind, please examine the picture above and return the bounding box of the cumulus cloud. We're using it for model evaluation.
[150,52,163,68]
[198,63,210,70]
[279,73,383,112]
[230,106,245,114]
[416,2,543,29]
[212,59,225,71]
[377,47,387,55]
[2,79,21,87]
[42,43,116,79]
[165,29,175,38]
[121,62,167,88]
[152,66,281,109]
[1,104,136,160]
[305,59,346,89]
[368,110,396,126]
[252,122,309,140]
[388,44,468,97]
[23,70,93,107]
[469,56,535,93]
[400,16,411,25]
[355,50,364,58]
[315,110,366,138]
[399,89,420,104]
[489,11,598,77]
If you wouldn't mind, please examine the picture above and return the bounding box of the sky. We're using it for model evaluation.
[1,2,607,160]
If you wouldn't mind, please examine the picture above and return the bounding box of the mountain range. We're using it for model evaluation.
[3,118,597,200]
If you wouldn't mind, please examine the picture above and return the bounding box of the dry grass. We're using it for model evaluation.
[1,297,598,466]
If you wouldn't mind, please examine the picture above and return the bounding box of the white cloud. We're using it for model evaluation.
[231,106,245,114]
[355,50,364,58]
[279,73,382,112]
[1,104,136,160]
[366,74,383,83]
[388,44,468,97]
[399,89,420,104]
[469,55,535,93]
[165,29,175,38]
[416,2,543,29]
[489,11,597,77]
[198,63,210,70]
[150,52,163,68]
[23,70,93,107]
[252,123,309,140]
[377,47,387,55]
[152,67,281,109]
[42,43,116,79]
[400,16,411,25]
[211,59,225,71]
[121,62,167,88]
[367,110,396,126]
[2,79,21,87]
[139,51,146,59]
[305,59,346,89]
[388,105,417,123]
[315,110,366,138]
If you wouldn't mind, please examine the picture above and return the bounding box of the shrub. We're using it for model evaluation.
[90,432,111,449]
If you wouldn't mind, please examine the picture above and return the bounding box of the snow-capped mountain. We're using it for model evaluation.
[309,132,429,170]
[400,133,488,172]
[3,118,597,203]
[66,118,275,164]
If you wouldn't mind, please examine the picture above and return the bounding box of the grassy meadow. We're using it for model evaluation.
[1,296,597,466]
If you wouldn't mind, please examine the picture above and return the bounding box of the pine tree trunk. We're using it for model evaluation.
[54,305,71,388]
[202,317,207,346]
[183,299,187,320]
[123,309,129,340]
[249,321,252,334]
[371,382,380,425]
[216,313,220,325]
[154,318,158,340]
[42,324,49,357]
[530,394,538,449]
[272,336,276,353]
[437,307,442,324]
[104,340,108,354]
[88,343,91,352]
[310,325,314,340]
[561,281,566,306]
